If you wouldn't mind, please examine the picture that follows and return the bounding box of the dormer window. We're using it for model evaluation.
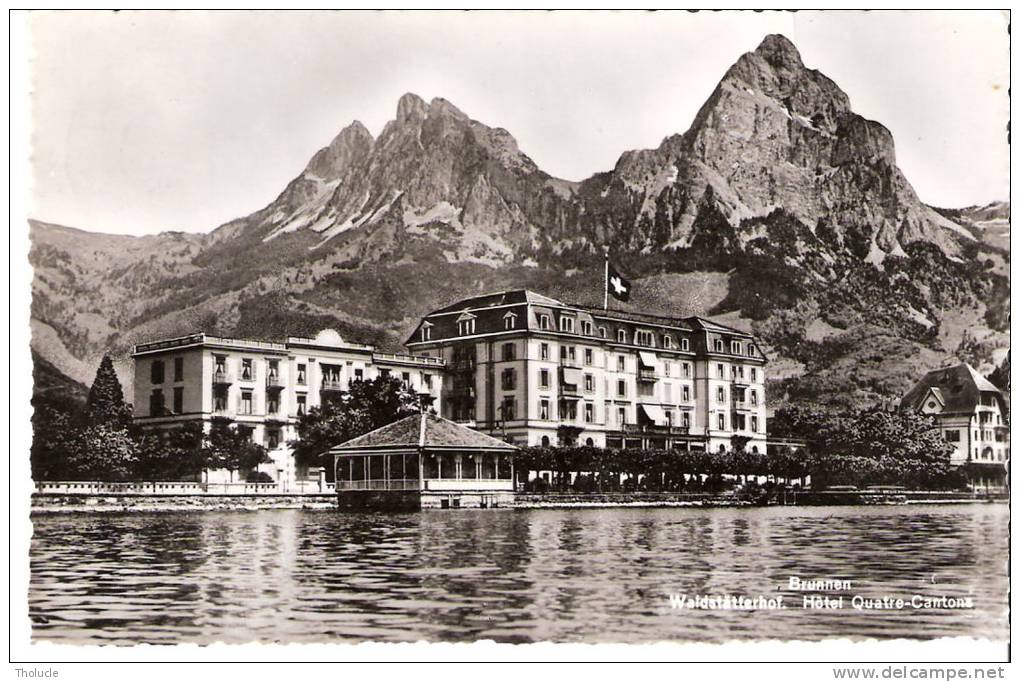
[599,326,607,338]
[714,339,724,353]
[559,316,574,333]
[581,320,593,336]
[681,337,690,352]
[538,314,551,330]
[635,330,655,347]
[747,344,755,357]
[731,341,742,354]
[456,313,476,336]
[504,312,517,330]
[617,329,627,344]
[663,335,673,349]
[420,322,433,342]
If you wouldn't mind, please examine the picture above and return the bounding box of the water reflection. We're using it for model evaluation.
[30,505,1008,644]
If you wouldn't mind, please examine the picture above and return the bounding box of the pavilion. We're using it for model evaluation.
[329,412,517,510]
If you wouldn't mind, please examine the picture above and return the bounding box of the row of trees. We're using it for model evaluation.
[518,407,961,492]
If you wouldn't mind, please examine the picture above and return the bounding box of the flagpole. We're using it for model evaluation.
[603,250,609,310]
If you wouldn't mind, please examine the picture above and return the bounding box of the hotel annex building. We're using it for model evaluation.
[132,290,770,483]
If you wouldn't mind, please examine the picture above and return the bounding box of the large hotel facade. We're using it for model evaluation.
[406,290,769,454]
[132,290,770,483]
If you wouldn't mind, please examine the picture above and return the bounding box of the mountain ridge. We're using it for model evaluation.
[29,34,1010,412]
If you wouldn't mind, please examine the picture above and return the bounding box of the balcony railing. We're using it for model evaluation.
[637,367,657,382]
[266,374,284,389]
[336,478,420,491]
[559,358,581,369]
[321,378,345,392]
[212,370,234,385]
[621,423,691,436]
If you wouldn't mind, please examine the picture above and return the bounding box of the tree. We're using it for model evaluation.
[291,375,422,467]
[134,422,205,481]
[988,351,1010,394]
[63,421,137,481]
[86,355,131,426]
[202,417,271,482]
[810,408,954,489]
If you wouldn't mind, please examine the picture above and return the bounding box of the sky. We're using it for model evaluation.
[25,10,1011,236]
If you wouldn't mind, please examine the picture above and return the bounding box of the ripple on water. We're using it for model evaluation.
[29,504,1008,644]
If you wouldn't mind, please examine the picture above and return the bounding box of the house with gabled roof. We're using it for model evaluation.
[900,362,1009,488]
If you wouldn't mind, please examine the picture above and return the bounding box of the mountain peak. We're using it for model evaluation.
[753,33,804,68]
[396,92,428,123]
[429,97,468,120]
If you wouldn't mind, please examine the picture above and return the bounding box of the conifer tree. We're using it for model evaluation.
[86,355,131,426]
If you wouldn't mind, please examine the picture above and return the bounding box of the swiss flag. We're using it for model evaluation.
[607,261,632,302]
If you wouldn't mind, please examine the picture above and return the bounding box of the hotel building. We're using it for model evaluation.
[131,329,444,484]
[900,362,1009,488]
[405,290,768,454]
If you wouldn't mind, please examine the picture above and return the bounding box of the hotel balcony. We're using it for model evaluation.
[321,378,345,393]
[265,373,284,390]
[450,359,477,373]
[637,367,657,382]
[621,423,691,436]
[212,370,234,385]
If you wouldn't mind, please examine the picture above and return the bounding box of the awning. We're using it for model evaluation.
[639,403,668,426]
[561,367,582,386]
[638,351,657,369]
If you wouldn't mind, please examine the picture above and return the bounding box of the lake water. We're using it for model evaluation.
[29,504,1008,644]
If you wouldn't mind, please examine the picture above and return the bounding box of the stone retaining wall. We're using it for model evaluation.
[31,493,337,513]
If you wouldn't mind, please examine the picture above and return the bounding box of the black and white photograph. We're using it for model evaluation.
[9,8,1012,670]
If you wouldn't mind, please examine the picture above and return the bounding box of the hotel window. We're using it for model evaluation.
[501,397,516,421]
[214,356,227,376]
[750,368,757,382]
[617,329,627,344]
[584,348,594,365]
[635,330,655,346]
[617,379,627,397]
[539,314,551,330]
[540,343,549,360]
[420,324,432,342]
[559,316,575,333]
[241,358,253,381]
[682,362,691,378]
[172,387,184,414]
[267,359,279,381]
[617,356,626,372]
[502,343,516,361]
[714,339,724,352]
[296,394,307,416]
[173,357,184,382]
[151,360,165,385]
[504,313,516,330]
[213,387,228,412]
[945,430,960,442]
[751,416,759,433]
[584,374,594,392]
[682,412,691,428]
[582,321,593,336]
[663,335,673,349]
[267,429,280,449]
[458,318,476,336]
[402,372,411,387]
[747,345,755,357]
[354,368,363,380]
[540,399,550,420]
[240,390,253,415]
[539,369,550,388]
[501,368,517,391]
[717,363,724,379]
[599,326,607,338]
[584,402,595,423]
[561,401,578,421]
[149,389,164,415]
[682,385,691,402]
[423,373,432,389]
[750,390,758,406]
[718,414,726,430]
[717,387,726,403]
[618,407,627,426]
[296,363,307,385]
[681,338,690,351]
[267,394,279,414]
[731,341,742,354]
[664,362,671,376]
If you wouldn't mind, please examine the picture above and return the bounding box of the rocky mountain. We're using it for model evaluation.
[29,34,1010,412]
